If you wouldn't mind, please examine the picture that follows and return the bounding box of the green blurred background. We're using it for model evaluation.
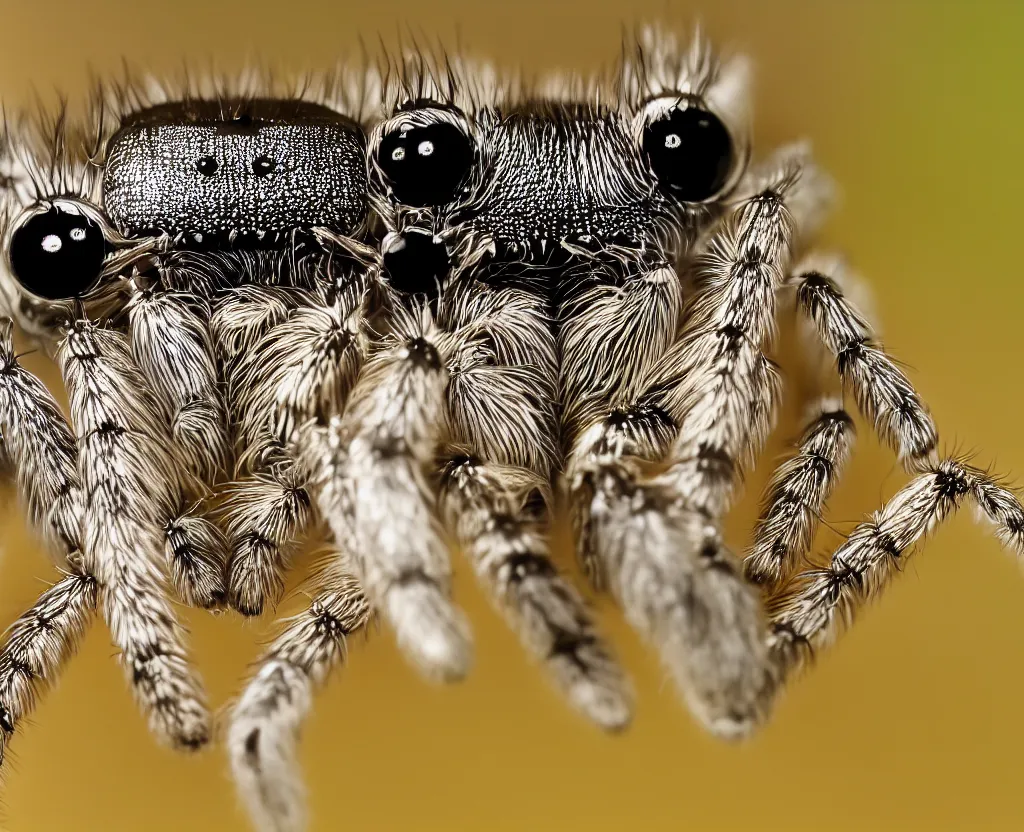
[1,0,1024,829]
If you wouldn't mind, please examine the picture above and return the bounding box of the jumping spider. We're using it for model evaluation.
[0,28,1022,832]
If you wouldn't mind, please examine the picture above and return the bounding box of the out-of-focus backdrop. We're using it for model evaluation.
[1,1,1023,829]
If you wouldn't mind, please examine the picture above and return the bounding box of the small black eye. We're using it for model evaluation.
[642,106,733,202]
[377,121,473,207]
[196,156,219,176]
[382,229,450,300]
[252,156,276,177]
[9,206,107,299]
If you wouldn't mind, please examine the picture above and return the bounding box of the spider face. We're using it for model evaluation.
[3,97,369,320]
[370,89,746,291]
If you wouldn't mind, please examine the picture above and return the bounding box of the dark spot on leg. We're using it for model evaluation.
[935,464,970,500]
[244,727,261,766]
[505,552,557,583]
[178,731,209,752]
[836,338,867,376]
[696,443,735,485]
[406,337,441,371]
[547,629,597,674]
[394,568,431,588]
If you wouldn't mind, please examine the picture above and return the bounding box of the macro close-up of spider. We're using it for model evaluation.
[0,2,1023,831]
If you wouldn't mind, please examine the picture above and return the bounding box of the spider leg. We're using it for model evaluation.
[211,283,315,616]
[312,304,472,681]
[565,149,815,736]
[125,274,232,608]
[233,285,368,457]
[768,459,1024,677]
[0,570,98,767]
[652,151,807,520]
[559,260,683,441]
[0,318,83,561]
[59,319,210,750]
[160,504,230,610]
[568,426,770,737]
[743,285,858,588]
[435,276,630,726]
[210,284,310,369]
[0,567,100,774]
[788,256,938,469]
[746,260,887,587]
[222,278,368,616]
[747,252,942,589]
[221,463,315,617]
[439,453,632,729]
[759,254,1023,688]
[0,316,224,763]
[127,276,229,485]
[0,319,98,766]
[745,401,855,587]
[229,566,370,832]
[559,256,686,588]
[224,263,376,830]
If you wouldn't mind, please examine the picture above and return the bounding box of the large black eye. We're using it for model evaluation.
[642,106,733,202]
[9,206,107,299]
[377,121,473,207]
[382,229,450,300]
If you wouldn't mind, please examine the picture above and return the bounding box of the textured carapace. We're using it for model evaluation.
[104,99,367,246]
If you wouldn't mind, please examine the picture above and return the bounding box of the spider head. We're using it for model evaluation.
[367,40,750,286]
[374,100,744,275]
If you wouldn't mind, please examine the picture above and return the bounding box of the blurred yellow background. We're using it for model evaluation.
[2,0,1024,829]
